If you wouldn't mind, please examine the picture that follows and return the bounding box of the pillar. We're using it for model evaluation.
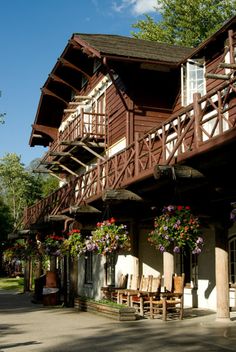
[163,251,174,292]
[215,222,230,320]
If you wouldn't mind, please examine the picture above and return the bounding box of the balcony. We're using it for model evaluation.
[41,110,106,167]
[23,76,236,228]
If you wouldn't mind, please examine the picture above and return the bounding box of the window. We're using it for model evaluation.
[229,236,236,284]
[105,253,116,286]
[85,251,93,284]
[181,59,206,106]
[176,249,198,287]
[93,58,101,73]
[81,75,88,88]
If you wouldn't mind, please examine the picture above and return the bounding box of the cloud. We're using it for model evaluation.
[112,0,158,15]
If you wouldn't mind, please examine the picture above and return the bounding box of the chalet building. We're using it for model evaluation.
[24,16,236,320]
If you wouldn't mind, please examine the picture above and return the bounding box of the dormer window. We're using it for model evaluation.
[93,58,101,73]
[181,58,206,106]
[81,75,88,88]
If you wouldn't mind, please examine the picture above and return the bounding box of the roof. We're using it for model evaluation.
[73,34,193,64]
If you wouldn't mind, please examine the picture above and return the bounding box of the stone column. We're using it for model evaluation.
[163,251,174,291]
[215,222,230,320]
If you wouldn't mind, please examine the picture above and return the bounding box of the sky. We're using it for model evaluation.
[0,0,158,167]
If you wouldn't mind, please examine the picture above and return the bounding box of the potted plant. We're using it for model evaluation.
[148,205,204,254]
[61,229,85,257]
[44,234,65,256]
[87,217,131,255]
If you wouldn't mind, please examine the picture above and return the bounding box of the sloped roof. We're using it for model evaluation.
[73,34,193,64]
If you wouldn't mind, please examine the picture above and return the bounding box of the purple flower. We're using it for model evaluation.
[173,246,180,253]
[196,237,204,245]
[159,245,165,252]
[192,247,202,254]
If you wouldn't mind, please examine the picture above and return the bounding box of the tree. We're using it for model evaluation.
[0,154,43,231]
[27,158,59,197]
[132,0,236,47]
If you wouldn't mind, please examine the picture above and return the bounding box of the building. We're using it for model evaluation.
[24,16,236,320]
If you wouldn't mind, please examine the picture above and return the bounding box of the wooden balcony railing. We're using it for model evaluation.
[41,110,106,164]
[23,77,236,228]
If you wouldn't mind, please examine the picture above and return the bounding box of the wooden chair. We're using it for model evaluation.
[131,275,161,317]
[150,273,185,320]
[117,274,140,305]
[101,273,128,301]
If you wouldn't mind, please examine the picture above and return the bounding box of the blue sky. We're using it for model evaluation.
[0,0,158,167]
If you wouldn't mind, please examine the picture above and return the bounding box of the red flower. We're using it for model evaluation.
[110,217,116,224]
[177,206,183,211]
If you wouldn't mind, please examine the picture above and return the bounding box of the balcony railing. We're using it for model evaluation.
[23,77,236,228]
[42,110,106,164]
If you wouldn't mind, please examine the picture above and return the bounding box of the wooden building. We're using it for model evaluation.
[23,16,236,319]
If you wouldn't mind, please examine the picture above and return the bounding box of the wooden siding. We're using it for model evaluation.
[23,76,236,228]
[106,80,127,147]
[134,108,171,136]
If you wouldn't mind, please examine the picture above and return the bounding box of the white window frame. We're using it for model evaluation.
[181,59,206,106]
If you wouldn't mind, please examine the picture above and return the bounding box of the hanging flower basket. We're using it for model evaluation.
[61,229,85,257]
[88,218,131,255]
[148,205,204,254]
[44,234,65,256]
[4,239,41,261]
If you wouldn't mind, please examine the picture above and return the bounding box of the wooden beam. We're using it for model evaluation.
[32,169,65,182]
[49,151,71,157]
[69,155,87,168]
[42,161,78,176]
[57,162,79,176]
[41,87,68,105]
[102,189,142,202]
[59,58,91,81]
[69,102,85,105]
[64,108,77,113]
[218,63,236,69]
[81,144,105,160]
[61,140,105,148]
[154,165,204,180]
[49,73,80,93]
[74,95,92,100]
[48,151,87,168]
[46,215,74,222]
[70,205,101,214]
[32,124,58,140]
[205,73,231,80]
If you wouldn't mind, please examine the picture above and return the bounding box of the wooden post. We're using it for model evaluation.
[163,251,174,292]
[24,259,31,292]
[134,132,139,177]
[215,222,230,321]
[193,93,202,149]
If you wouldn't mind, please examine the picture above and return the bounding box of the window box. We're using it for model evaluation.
[74,296,137,321]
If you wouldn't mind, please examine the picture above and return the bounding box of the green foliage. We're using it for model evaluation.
[0,277,24,292]
[90,218,131,255]
[148,205,204,254]
[41,176,59,197]
[0,196,13,242]
[61,229,84,257]
[0,154,43,230]
[132,0,236,47]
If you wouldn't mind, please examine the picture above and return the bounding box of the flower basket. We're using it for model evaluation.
[88,218,131,255]
[61,229,85,257]
[44,234,65,256]
[148,205,203,254]
[4,239,40,261]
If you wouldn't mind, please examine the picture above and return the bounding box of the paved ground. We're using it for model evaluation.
[0,289,236,352]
